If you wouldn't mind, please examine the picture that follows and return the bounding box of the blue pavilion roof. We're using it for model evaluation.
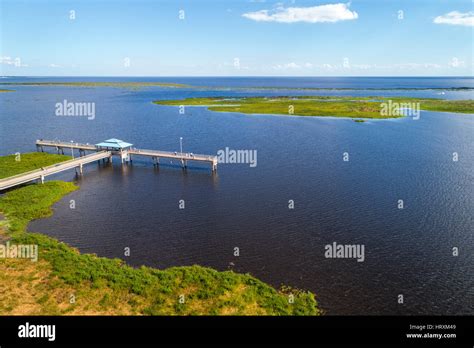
[95,138,133,149]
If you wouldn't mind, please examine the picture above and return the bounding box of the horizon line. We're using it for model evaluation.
[1,75,473,79]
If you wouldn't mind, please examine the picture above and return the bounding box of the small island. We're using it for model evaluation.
[154,96,474,119]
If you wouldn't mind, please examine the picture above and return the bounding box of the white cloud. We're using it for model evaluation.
[242,3,358,23]
[352,64,372,70]
[49,64,62,68]
[273,62,316,70]
[273,62,300,69]
[0,56,14,65]
[393,63,442,70]
[0,56,28,67]
[448,58,465,68]
[434,11,474,27]
[217,60,250,71]
[272,62,374,70]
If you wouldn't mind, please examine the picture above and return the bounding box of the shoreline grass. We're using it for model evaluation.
[154,96,474,119]
[0,152,71,179]
[0,154,319,315]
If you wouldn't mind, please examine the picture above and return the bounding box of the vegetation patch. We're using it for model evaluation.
[0,152,71,179]
[0,181,78,236]
[154,96,474,119]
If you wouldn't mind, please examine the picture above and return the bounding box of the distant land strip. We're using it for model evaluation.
[207,86,474,91]
[1,81,473,91]
[0,81,190,88]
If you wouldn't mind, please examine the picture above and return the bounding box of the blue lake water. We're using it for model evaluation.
[0,77,473,315]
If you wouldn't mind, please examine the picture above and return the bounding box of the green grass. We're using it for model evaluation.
[0,152,71,179]
[0,181,78,236]
[154,96,474,119]
[0,89,13,92]
[410,98,474,113]
[0,153,319,315]
[11,231,318,315]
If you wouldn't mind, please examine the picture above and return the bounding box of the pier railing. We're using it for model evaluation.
[36,139,98,151]
[0,139,219,190]
[0,151,111,190]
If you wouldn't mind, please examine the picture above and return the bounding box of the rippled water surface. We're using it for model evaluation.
[1,77,473,315]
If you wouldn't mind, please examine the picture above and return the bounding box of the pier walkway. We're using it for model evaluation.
[0,151,111,190]
[36,138,217,171]
[128,148,217,171]
[0,138,218,191]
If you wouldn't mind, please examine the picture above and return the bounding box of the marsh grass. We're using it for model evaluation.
[154,96,474,118]
[0,152,71,179]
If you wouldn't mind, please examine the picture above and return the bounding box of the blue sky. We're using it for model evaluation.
[1,0,473,76]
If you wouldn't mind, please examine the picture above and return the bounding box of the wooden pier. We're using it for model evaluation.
[36,139,218,171]
[0,151,111,190]
[0,139,218,191]
[128,148,217,171]
[36,139,97,155]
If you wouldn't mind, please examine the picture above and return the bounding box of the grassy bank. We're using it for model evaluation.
[0,152,71,179]
[154,96,474,118]
[0,155,318,315]
[0,181,77,237]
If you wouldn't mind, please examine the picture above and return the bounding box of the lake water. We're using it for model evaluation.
[1,77,473,315]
